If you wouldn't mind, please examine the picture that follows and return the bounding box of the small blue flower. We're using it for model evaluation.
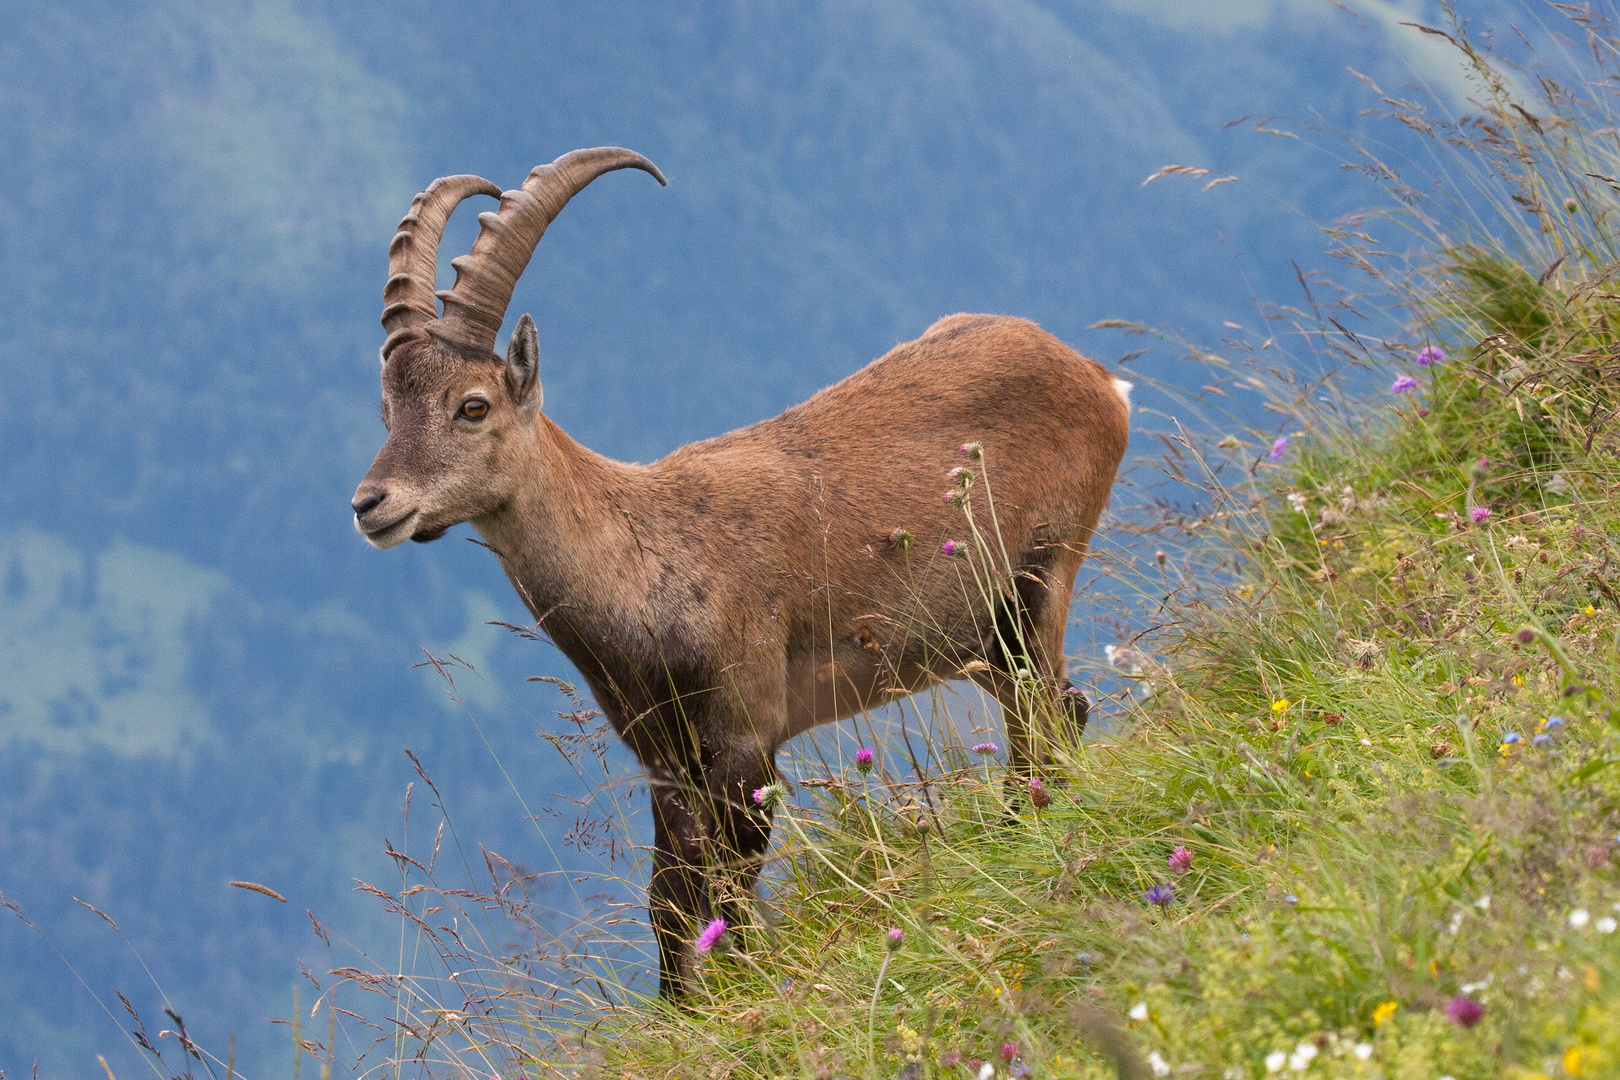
[1284,894,1299,905]
[1532,733,1551,747]
[1391,375,1420,394]
[1501,731,1522,745]
[1544,715,1566,730]
[1270,436,1288,462]
[1145,883,1176,909]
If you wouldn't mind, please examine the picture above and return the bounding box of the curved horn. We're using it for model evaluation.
[431,147,667,357]
[381,174,502,358]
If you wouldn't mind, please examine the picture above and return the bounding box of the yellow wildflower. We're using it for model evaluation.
[1272,698,1291,713]
[1372,1000,1399,1026]
[1584,604,1597,615]
[1565,1047,1586,1076]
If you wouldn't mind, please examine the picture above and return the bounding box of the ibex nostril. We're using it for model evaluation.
[352,489,387,516]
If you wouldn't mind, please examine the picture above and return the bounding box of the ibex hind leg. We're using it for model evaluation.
[971,549,1088,772]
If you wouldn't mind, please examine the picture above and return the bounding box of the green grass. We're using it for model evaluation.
[310,8,1620,1080]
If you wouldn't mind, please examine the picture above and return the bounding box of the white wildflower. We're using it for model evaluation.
[1149,1051,1172,1077]
[1474,895,1491,911]
[1597,916,1617,934]
[1570,908,1591,929]
[976,1064,995,1080]
[1448,911,1464,934]
[1129,1002,1149,1021]
[1266,1051,1287,1073]
[1288,492,1308,514]
[1353,1044,1373,1061]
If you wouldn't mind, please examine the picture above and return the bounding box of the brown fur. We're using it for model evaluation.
[356,277,1127,999]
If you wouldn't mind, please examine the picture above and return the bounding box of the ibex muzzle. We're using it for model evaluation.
[353,147,1130,998]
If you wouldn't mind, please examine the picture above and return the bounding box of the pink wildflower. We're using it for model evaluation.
[694,918,727,955]
[855,747,874,773]
[1169,845,1194,873]
[1391,375,1419,394]
[1269,436,1288,462]
[1469,505,1491,524]
[1417,345,1445,366]
[942,539,967,557]
[1446,994,1484,1028]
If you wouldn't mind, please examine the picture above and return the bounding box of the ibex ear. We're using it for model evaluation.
[505,313,542,415]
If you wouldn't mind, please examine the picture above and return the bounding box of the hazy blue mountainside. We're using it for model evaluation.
[0,0,1500,1073]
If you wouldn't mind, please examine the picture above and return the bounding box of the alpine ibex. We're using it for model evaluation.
[352,147,1131,996]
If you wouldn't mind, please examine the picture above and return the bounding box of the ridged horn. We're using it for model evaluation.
[431,147,667,358]
[381,174,502,358]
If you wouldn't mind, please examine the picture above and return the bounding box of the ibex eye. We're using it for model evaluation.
[459,399,489,420]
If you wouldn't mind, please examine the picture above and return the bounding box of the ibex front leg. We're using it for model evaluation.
[647,765,710,997]
[645,743,779,998]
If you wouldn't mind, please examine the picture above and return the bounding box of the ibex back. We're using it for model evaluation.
[351,147,1130,997]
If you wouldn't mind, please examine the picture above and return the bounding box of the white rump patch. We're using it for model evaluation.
[1112,377,1133,409]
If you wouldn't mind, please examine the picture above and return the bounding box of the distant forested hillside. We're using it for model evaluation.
[0,1,1490,1074]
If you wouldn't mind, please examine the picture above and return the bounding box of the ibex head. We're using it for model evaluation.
[351,149,665,549]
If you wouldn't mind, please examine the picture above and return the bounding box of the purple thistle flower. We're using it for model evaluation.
[1518,627,1536,644]
[942,539,967,557]
[1145,882,1176,909]
[752,782,785,809]
[855,747,874,773]
[1269,436,1288,463]
[694,917,727,955]
[948,466,974,487]
[1391,375,1420,394]
[1028,775,1052,808]
[959,442,983,460]
[1001,1042,1020,1063]
[1469,505,1491,524]
[971,742,999,755]
[887,527,913,550]
[1169,845,1194,874]
[944,488,968,507]
[1446,994,1484,1028]
[887,927,903,950]
[1417,345,1446,366]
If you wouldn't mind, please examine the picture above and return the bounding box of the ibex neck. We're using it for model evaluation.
[473,414,657,623]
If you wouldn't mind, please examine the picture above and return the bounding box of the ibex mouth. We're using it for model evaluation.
[356,509,419,550]
[411,525,449,543]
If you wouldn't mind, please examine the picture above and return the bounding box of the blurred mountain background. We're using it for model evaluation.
[0,0,1515,1074]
